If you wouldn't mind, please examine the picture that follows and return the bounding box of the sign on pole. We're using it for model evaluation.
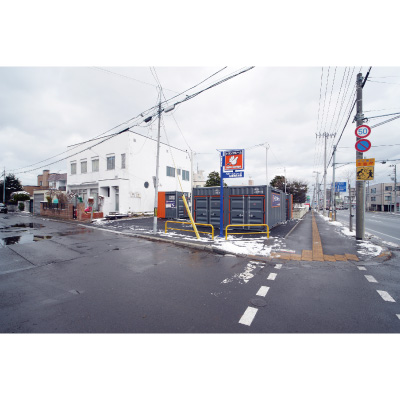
[219,149,245,237]
[355,125,371,139]
[356,158,375,167]
[356,166,374,181]
[355,139,371,153]
[335,182,347,192]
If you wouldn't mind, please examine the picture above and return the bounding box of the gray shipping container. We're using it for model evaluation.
[158,191,190,219]
[193,185,290,231]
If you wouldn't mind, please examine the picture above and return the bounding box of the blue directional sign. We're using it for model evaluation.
[335,182,347,192]
[222,170,244,179]
[355,139,371,153]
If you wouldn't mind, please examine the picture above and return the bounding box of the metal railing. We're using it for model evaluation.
[225,224,269,240]
[165,221,214,240]
[41,202,67,210]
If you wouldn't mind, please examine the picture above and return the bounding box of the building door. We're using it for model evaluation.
[115,187,119,212]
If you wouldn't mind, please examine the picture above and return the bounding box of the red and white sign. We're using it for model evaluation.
[355,125,371,138]
[223,150,244,171]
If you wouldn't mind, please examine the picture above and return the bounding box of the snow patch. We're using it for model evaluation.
[357,241,382,257]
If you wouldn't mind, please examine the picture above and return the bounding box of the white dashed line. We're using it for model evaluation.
[364,275,378,283]
[358,266,367,271]
[377,290,396,302]
[274,264,282,269]
[256,286,270,297]
[239,307,258,326]
[267,273,277,280]
[397,314,400,320]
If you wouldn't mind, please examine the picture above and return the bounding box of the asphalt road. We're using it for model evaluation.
[335,210,400,246]
[1,212,400,333]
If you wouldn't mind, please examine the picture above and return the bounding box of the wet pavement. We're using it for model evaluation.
[1,211,399,333]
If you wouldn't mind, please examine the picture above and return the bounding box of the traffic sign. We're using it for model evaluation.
[355,139,371,152]
[356,158,375,167]
[355,125,371,138]
[356,166,374,181]
[335,182,347,192]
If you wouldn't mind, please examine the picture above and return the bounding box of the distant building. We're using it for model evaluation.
[193,169,206,188]
[66,131,192,215]
[23,169,67,196]
[367,182,400,212]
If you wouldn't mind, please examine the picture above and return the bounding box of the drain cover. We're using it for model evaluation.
[251,298,267,307]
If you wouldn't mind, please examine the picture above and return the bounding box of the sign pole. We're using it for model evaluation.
[355,73,365,240]
[219,152,224,237]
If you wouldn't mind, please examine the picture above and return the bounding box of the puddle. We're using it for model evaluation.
[54,228,91,236]
[0,234,52,246]
[0,223,44,232]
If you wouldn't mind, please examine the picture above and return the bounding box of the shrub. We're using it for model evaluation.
[18,203,25,211]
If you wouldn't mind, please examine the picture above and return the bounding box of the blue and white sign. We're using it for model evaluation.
[222,171,244,179]
[335,182,347,192]
[271,193,281,208]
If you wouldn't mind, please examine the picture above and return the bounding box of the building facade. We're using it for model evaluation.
[367,182,400,212]
[66,131,192,216]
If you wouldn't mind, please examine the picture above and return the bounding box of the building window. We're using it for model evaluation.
[71,162,77,175]
[121,153,126,169]
[166,166,175,177]
[371,196,376,201]
[81,160,87,174]
[107,155,115,170]
[92,158,99,172]
[371,188,376,193]
[385,196,392,201]
[396,186,400,191]
[182,170,190,181]
[177,168,181,175]
[385,186,392,191]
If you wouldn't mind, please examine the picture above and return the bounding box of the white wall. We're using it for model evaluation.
[66,131,192,214]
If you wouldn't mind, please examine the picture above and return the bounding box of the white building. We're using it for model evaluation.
[66,131,192,215]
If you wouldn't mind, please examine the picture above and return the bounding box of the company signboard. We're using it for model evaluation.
[222,171,244,179]
[223,149,245,172]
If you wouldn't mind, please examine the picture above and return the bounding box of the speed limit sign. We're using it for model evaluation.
[355,125,371,138]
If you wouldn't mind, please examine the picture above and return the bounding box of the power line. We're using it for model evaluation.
[92,67,179,93]
[13,67,254,175]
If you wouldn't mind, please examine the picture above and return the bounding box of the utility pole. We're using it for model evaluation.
[265,143,270,227]
[355,73,365,240]
[2,167,5,203]
[332,145,337,220]
[349,181,353,232]
[153,101,162,234]
[313,171,320,211]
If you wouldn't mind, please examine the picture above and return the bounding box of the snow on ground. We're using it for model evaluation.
[213,237,273,257]
[357,241,382,257]
[221,261,265,284]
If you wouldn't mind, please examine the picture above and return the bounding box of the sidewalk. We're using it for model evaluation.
[86,211,389,262]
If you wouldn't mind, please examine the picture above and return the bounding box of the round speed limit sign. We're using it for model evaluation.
[355,125,371,138]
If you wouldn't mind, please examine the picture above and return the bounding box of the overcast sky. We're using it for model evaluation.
[1,66,400,198]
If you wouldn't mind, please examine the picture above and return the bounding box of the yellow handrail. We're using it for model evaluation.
[225,224,269,240]
[165,220,214,240]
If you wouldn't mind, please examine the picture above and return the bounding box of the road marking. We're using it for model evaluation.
[256,286,270,297]
[365,275,378,283]
[364,228,400,242]
[274,264,282,269]
[397,314,400,320]
[239,307,258,326]
[267,273,277,280]
[377,290,396,302]
[358,266,367,270]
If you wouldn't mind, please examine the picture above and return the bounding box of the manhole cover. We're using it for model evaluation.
[251,298,267,307]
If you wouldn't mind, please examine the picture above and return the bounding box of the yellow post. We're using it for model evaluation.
[182,195,201,240]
